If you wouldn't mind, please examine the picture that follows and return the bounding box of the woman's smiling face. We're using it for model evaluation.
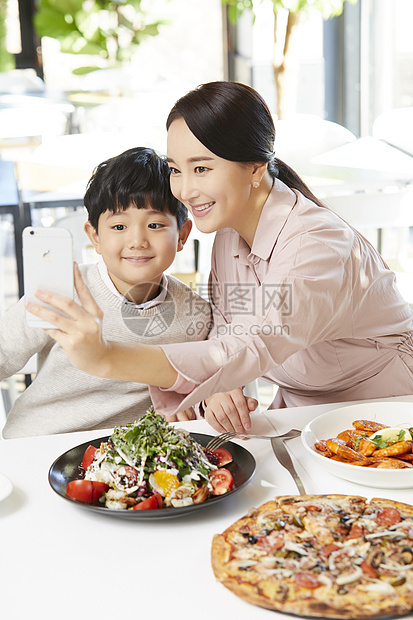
[166,117,258,237]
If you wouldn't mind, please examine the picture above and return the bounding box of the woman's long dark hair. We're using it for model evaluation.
[166,81,325,208]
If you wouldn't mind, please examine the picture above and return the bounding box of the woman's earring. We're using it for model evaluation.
[252,181,260,189]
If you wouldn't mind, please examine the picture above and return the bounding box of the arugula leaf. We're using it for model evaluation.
[397,429,406,441]
[354,434,368,450]
[109,409,214,483]
[370,434,389,449]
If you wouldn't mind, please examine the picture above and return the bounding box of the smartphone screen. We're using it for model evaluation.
[23,227,74,328]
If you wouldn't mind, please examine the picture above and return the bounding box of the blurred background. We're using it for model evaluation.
[1,0,413,413]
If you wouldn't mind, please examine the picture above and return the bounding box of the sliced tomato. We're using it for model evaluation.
[213,448,233,467]
[132,492,163,510]
[209,468,234,495]
[66,480,108,503]
[81,445,98,470]
[204,449,219,466]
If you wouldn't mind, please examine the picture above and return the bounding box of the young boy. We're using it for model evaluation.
[1,147,212,438]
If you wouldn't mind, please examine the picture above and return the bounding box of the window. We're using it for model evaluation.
[227,0,413,135]
[360,0,413,134]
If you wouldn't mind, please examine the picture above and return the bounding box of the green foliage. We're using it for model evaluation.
[0,0,15,71]
[34,0,168,73]
[223,0,358,23]
[223,0,253,23]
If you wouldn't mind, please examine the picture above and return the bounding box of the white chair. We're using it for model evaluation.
[274,114,357,176]
[312,136,413,185]
[321,182,413,305]
[0,70,45,94]
[309,134,413,294]
[323,186,413,231]
[372,107,413,157]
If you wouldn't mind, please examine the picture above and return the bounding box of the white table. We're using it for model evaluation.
[1,396,413,620]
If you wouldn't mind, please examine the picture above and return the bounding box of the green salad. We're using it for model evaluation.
[74,410,234,510]
[109,411,216,483]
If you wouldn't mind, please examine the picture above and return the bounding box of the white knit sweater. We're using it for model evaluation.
[1,264,211,438]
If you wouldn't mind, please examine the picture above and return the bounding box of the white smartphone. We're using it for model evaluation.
[23,226,74,328]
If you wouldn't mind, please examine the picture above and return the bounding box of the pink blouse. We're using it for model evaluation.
[150,179,413,414]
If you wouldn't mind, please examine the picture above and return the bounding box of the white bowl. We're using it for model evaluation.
[301,401,413,489]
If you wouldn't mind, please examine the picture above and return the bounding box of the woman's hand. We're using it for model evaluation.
[25,263,110,376]
[25,263,178,386]
[204,387,258,433]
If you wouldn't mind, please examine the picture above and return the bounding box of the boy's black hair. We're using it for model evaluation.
[84,146,188,231]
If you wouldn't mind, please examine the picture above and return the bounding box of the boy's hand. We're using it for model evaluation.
[204,388,258,434]
[158,408,196,423]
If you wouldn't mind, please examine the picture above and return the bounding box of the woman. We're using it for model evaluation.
[28,81,413,433]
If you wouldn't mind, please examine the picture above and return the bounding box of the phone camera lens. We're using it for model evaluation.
[30,230,34,235]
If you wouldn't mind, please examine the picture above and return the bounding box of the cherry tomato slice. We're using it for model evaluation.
[209,468,234,495]
[132,492,163,510]
[204,449,219,466]
[213,448,233,467]
[81,445,98,470]
[66,480,109,503]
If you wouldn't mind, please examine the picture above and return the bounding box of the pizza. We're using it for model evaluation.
[211,494,413,618]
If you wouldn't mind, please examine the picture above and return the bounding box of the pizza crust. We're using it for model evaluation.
[370,496,413,517]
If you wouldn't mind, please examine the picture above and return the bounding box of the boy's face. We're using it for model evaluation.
[85,204,191,303]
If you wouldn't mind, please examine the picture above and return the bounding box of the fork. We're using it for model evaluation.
[205,428,301,451]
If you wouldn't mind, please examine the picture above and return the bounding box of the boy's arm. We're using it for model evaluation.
[0,297,49,380]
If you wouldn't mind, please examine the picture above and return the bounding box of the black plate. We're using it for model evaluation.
[48,432,256,520]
